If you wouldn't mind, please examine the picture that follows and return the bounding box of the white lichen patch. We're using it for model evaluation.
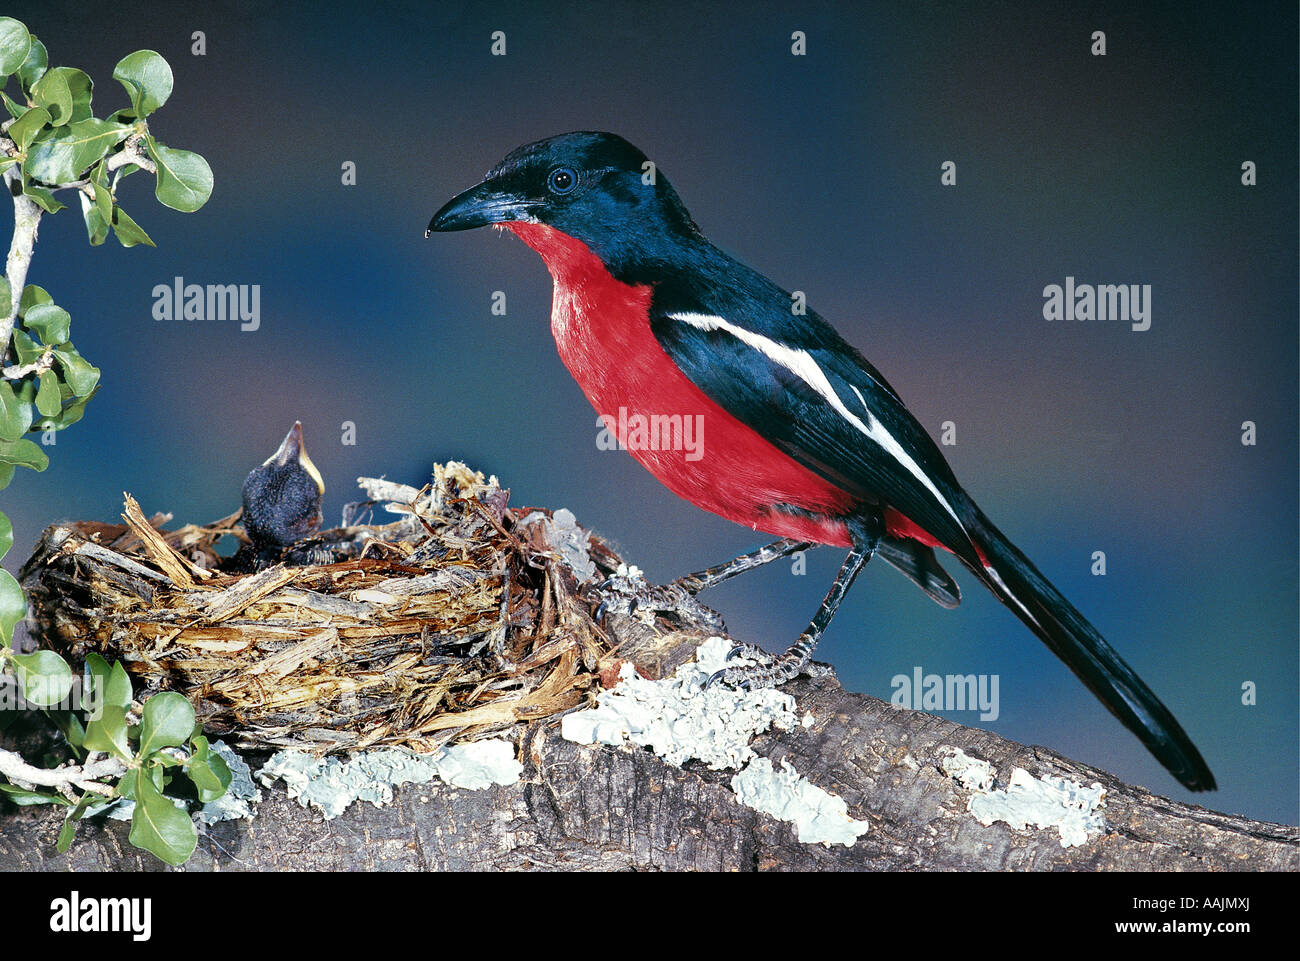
[258,740,522,820]
[731,757,870,846]
[427,739,524,790]
[941,746,996,792]
[941,748,1105,849]
[561,636,798,769]
[562,636,867,847]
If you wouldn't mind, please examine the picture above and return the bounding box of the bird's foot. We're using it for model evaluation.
[593,564,725,632]
[706,639,833,690]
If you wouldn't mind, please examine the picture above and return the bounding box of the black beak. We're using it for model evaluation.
[426,180,538,236]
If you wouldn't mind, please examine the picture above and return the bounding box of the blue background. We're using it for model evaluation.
[3,0,1296,823]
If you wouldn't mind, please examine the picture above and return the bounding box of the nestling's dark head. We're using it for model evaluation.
[241,421,324,548]
[427,132,698,270]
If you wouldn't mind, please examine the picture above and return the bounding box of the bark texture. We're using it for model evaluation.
[2,606,1295,872]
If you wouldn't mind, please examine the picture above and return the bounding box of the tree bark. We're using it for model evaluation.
[2,606,1294,871]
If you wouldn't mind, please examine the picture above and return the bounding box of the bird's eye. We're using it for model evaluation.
[547,166,578,195]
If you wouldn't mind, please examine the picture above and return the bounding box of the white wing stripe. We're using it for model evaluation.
[669,311,963,528]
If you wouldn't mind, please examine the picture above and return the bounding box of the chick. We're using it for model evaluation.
[235,421,324,568]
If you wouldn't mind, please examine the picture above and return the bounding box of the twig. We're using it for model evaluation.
[0,162,42,354]
[1,344,54,380]
[108,134,155,193]
[0,746,125,794]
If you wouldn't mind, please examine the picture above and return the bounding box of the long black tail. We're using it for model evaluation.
[965,509,1215,791]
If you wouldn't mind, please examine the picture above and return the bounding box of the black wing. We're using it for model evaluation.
[647,250,981,568]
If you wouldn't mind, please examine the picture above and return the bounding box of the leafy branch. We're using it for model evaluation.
[0,16,220,866]
[0,653,232,865]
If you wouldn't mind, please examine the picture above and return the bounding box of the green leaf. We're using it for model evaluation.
[7,104,50,153]
[0,568,23,646]
[55,817,76,852]
[85,653,133,713]
[116,768,138,801]
[137,692,195,756]
[129,771,197,866]
[22,303,70,344]
[17,34,46,91]
[20,284,52,313]
[35,371,60,417]
[109,660,134,707]
[29,67,71,126]
[10,650,75,707]
[111,205,155,248]
[112,50,172,117]
[0,16,30,76]
[0,463,13,490]
[21,185,65,214]
[0,437,48,471]
[10,329,41,365]
[147,139,213,212]
[82,703,132,760]
[25,118,130,185]
[81,193,109,246]
[0,90,23,119]
[0,784,72,806]
[0,382,32,442]
[58,790,103,852]
[0,276,8,314]
[51,344,99,396]
[91,169,112,217]
[0,510,11,560]
[33,384,96,432]
[33,66,91,125]
[186,737,231,803]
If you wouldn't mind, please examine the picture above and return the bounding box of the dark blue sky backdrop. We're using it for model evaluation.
[3,0,1295,823]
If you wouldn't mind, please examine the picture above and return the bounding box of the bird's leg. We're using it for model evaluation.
[594,538,811,625]
[709,514,882,689]
[672,538,812,595]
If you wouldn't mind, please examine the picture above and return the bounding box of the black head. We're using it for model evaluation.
[427,132,698,271]
[241,421,324,548]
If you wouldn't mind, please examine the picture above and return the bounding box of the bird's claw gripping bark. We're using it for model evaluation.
[705,640,834,690]
[593,565,724,631]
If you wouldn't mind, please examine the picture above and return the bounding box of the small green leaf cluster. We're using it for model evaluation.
[0,648,232,866]
[1,17,212,227]
[0,280,100,473]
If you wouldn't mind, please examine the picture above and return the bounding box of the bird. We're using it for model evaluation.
[230,421,325,571]
[426,131,1215,791]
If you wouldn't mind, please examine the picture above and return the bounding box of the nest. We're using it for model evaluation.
[19,463,627,754]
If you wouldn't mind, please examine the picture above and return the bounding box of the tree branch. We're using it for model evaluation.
[2,601,1295,871]
[1,344,54,380]
[0,746,125,795]
[0,159,41,356]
